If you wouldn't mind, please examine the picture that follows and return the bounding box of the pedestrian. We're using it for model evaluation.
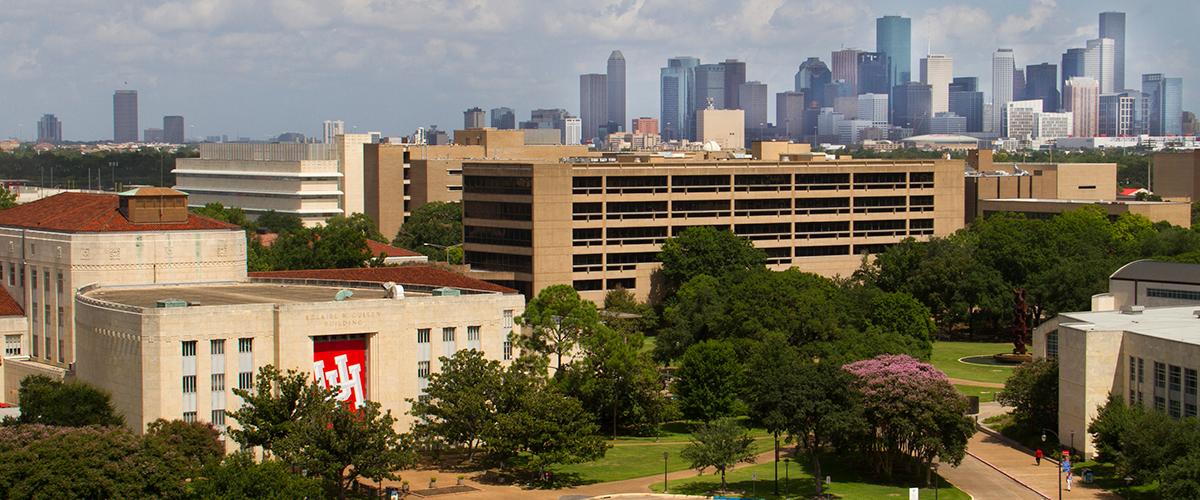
[1035,449,1043,466]
[1067,471,1074,491]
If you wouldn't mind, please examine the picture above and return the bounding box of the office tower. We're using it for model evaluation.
[722,59,747,110]
[464,107,486,129]
[992,49,1016,136]
[776,92,808,140]
[919,54,953,114]
[858,94,889,125]
[857,52,890,95]
[694,63,726,110]
[1061,48,1087,94]
[564,117,582,145]
[739,82,768,141]
[1085,38,1116,94]
[1034,111,1073,139]
[831,49,863,96]
[1064,77,1100,137]
[893,82,932,134]
[1099,91,1146,137]
[524,109,570,130]
[660,56,699,141]
[631,118,658,135]
[817,108,845,137]
[1099,12,1126,91]
[113,90,138,143]
[930,113,967,135]
[950,77,978,93]
[323,120,344,143]
[1024,64,1059,112]
[490,107,515,129]
[949,84,984,133]
[1013,69,1026,101]
[1183,112,1199,136]
[37,114,61,144]
[825,80,858,118]
[144,127,164,143]
[580,73,608,141]
[1164,78,1184,136]
[163,116,185,144]
[607,51,626,133]
[695,109,744,149]
[1005,100,1043,138]
[795,57,831,105]
[1144,74,1165,136]
[877,15,912,87]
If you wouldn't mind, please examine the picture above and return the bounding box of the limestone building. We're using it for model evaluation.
[696,109,745,150]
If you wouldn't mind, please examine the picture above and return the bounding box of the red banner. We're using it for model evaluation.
[313,339,367,409]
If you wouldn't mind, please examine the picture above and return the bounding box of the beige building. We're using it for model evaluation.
[74,267,523,440]
[696,109,745,150]
[461,156,965,302]
[975,198,1190,227]
[1152,151,1200,202]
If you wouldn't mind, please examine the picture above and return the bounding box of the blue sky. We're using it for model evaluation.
[2,0,1195,141]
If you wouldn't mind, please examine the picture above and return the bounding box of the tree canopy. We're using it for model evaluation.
[656,227,767,289]
[6,375,125,428]
[997,357,1059,433]
[673,340,742,422]
[392,201,462,261]
[517,284,603,372]
[679,417,757,491]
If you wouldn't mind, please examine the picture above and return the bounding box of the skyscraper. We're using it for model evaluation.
[831,49,863,96]
[113,90,138,143]
[323,120,344,143]
[858,94,889,125]
[795,57,831,105]
[694,63,726,111]
[1099,12,1126,91]
[37,114,61,144]
[1013,69,1026,102]
[776,91,808,140]
[1162,77,1184,136]
[490,108,515,129]
[877,15,912,88]
[1085,38,1116,94]
[661,56,699,142]
[739,81,768,141]
[1064,77,1100,137]
[722,59,747,110]
[1144,74,1165,136]
[163,116,185,144]
[607,51,626,132]
[857,52,890,96]
[992,49,1015,135]
[1099,91,1145,137]
[920,54,953,114]
[580,73,607,141]
[949,78,985,133]
[1061,48,1087,94]
[893,82,932,134]
[1025,63,1060,112]
[464,107,486,129]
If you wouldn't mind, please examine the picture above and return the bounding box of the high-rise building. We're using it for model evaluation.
[930,113,967,135]
[858,94,889,125]
[607,51,626,133]
[564,116,582,146]
[144,127,164,143]
[323,120,344,144]
[877,15,912,88]
[949,84,984,133]
[1064,77,1100,137]
[825,80,858,118]
[37,114,61,144]
[950,77,978,93]
[631,118,658,135]
[464,107,486,129]
[893,82,933,134]
[795,57,831,105]
[163,116,185,144]
[857,52,890,96]
[831,49,863,97]
[722,59,747,110]
[919,54,953,114]
[1006,100,1043,138]
[1164,78,1184,136]
[1085,38,1116,94]
[694,63,726,111]
[1099,12,1126,91]
[739,82,768,142]
[113,90,138,143]
[776,91,808,140]
[1061,48,1087,94]
[660,56,699,141]
[490,108,515,129]
[580,73,608,141]
[1025,64,1059,112]
[992,49,1016,136]
[1013,69,1026,101]
[1099,91,1146,137]
[1035,111,1073,139]
[695,109,744,150]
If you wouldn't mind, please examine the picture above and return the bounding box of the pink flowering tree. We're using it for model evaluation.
[843,354,975,482]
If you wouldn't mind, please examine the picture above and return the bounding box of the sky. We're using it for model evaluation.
[2,0,1197,142]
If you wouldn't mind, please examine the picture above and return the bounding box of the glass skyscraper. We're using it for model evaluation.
[1099,12,1126,91]
[661,57,699,142]
[877,15,911,88]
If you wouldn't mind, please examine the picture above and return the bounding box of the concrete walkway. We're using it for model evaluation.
[948,378,1006,389]
[955,430,1123,500]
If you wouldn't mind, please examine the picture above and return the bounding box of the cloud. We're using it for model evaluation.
[141,0,233,31]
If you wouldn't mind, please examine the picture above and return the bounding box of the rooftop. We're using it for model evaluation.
[250,265,517,294]
[0,192,238,232]
[365,240,422,258]
[1059,306,1200,346]
[0,287,22,317]
[1111,259,1200,285]
[83,283,393,308]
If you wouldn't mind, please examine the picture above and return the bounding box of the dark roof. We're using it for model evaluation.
[0,287,23,317]
[1111,260,1200,285]
[366,240,423,258]
[250,266,517,294]
[0,192,239,232]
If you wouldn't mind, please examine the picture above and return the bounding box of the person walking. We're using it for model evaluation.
[1035,449,1043,466]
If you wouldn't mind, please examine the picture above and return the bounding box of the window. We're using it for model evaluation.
[503,341,513,361]
[238,372,253,390]
[31,335,37,357]
[211,340,225,355]
[1045,331,1058,358]
[417,328,431,343]
[43,271,48,294]
[45,336,51,360]
[57,307,63,326]
[58,340,63,363]
[503,310,514,329]
[44,304,50,325]
[19,266,23,287]
[6,264,11,286]
[1138,358,1145,383]
[1147,288,1200,301]
[1130,389,1136,405]
[238,338,253,353]
[418,361,430,378]
[1138,391,1144,404]
[1155,396,1166,411]
[183,412,197,423]
[182,341,197,357]
[1186,369,1197,396]
[57,272,63,294]
[31,302,36,323]
[442,327,455,342]
[5,334,20,356]
[1188,403,1198,419]
[212,373,225,391]
[211,410,225,426]
[467,326,480,342]
[1156,362,1167,389]
[183,375,197,394]
[30,266,35,289]
[1170,365,1182,392]
[1170,400,1182,419]
[1130,356,1137,382]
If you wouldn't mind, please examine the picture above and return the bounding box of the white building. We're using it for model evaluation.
[930,113,967,135]
[817,108,845,137]
[837,119,875,145]
[920,54,954,114]
[1035,112,1074,139]
[1006,100,1043,138]
[323,120,344,144]
[564,117,582,146]
[992,49,1016,135]
[1085,38,1116,94]
[858,94,889,126]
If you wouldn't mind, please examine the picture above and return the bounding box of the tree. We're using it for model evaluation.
[192,202,256,232]
[489,382,609,474]
[602,286,658,336]
[656,227,767,290]
[1088,392,1141,463]
[190,451,324,500]
[0,187,17,210]
[517,284,603,372]
[407,350,503,460]
[680,417,756,491]
[655,274,726,364]
[673,340,742,422]
[269,222,379,271]
[392,201,462,260]
[997,357,1059,433]
[7,375,125,427]
[228,366,328,455]
[143,419,224,469]
[787,362,866,496]
[861,292,936,360]
[745,332,801,438]
[325,212,389,243]
[254,210,304,235]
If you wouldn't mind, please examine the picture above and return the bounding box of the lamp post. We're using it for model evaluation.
[663,451,669,494]
[774,435,780,496]
[784,457,791,499]
[422,242,462,263]
[108,161,118,191]
[1124,476,1133,499]
[1043,428,1065,500]
[930,462,940,500]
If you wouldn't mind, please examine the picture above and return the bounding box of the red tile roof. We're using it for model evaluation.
[250,266,517,294]
[0,287,23,317]
[0,192,239,232]
[366,240,423,258]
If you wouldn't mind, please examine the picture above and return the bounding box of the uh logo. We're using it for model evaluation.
[314,354,365,409]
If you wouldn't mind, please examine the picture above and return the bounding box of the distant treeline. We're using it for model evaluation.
[0,146,197,190]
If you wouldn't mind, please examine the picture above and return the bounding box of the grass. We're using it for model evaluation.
[647,454,970,500]
[1072,459,1159,500]
[614,417,775,444]
[954,384,999,403]
[548,438,774,484]
[931,341,1018,385]
[639,335,656,357]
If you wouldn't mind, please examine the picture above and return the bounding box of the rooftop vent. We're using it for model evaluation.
[1120,305,1145,315]
[156,298,188,308]
[431,287,460,297]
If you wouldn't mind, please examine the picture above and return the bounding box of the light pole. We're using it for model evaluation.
[784,457,791,499]
[1124,475,1133,498]
[774,435,780,496]
[422,242,462,263]
[109,161,118,191]
[662,451,669,494]
[1043,428,1065,500]
[930,462,940,500]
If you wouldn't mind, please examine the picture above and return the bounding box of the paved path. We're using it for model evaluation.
[958,430,1123,500]
[949,377,1006,389]
[938,452,1045,500]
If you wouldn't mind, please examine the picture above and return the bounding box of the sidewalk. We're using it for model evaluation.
[956,430,1124,500]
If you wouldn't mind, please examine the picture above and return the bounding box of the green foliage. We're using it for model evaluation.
[190,452,323,500]
[656,227,767,289]
[392,201,462,260]
[407,350,503,459]
[143,419,224,469]
[517,284,602,371]
[254,210,304,235]
[862,293,936,360]
[228,366,328,454]
[7,375,125,427]
[0,147,198,190]
[193,202,256,232]
[673,340,743,422]
[655,274,725,364]
[1087,392,1139,463]
[0,187,17,210]
[489,384,610,468]
[679,417,757,491]
[325,212,389,243]
[602,287,658,336]
[997,357,1059,433]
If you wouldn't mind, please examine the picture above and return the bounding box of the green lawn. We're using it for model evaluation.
[931,341,1018,385]
[548,438,773,484]
[639,335,656,357]
[1073,460,1160,500]
[954,384,1000,403]
[613,418,775,444]
[647,455,970,500]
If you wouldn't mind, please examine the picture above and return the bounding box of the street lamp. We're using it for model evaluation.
[662,451,669,494]
[1124,476,1133,498]
[784,457,791,498]
[774,436,780,496]
[930,462,940,500]
[1042,428,1065,500]
[422,242,462,263]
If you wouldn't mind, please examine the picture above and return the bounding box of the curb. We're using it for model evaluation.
[971,424,1052,500]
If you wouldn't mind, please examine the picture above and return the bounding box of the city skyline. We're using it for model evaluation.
[2,0,1196,141]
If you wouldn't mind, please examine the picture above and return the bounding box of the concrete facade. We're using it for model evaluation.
[696,109,745,150]
[1151,151,1200,202]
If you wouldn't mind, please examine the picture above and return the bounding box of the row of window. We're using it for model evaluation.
[1130,356,1199,420]
[415,326,483,344]
[181,410,225,426]
[3,263,64,293]
[1146,288,1200,301]
[567,172,936,195]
